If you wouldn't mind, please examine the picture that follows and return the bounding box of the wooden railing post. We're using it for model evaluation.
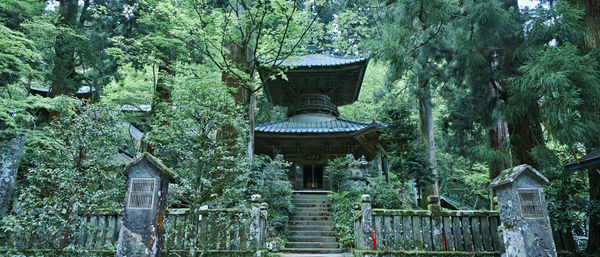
[361,194,373,250]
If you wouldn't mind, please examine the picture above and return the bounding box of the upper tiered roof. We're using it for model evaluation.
[276,54,369,67]
[258,54,369,108]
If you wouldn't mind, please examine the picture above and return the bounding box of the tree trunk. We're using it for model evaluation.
[487,81,510,209]
[146,60,174,154]
[576,1,600,253]
[222,43,249,105]
[488,118,509,209]
[497,0,545,169]
[417,78,439,208]
[488,120,509,177]
[574,0,600,48]
[506,111,544,167]
[488,82,510,180]
[220,42,257,158]
[50,0,79,96]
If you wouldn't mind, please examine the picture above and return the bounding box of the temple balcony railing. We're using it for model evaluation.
[287,94,339,117]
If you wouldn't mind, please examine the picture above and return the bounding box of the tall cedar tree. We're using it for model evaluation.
[50,0,137,97]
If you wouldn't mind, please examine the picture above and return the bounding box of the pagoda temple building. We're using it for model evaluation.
[255,54,382,190]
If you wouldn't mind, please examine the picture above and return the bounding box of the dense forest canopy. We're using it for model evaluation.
[0,0,599,255]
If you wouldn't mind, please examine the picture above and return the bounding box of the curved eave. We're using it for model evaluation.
[262,54,370,67]
[254,119,380,135]
[566,147,600,171]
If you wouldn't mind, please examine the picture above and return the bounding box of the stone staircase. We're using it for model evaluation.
[287,191,341,254]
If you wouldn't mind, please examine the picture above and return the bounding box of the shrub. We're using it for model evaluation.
[326,157,351,192]
[0,97,126,250]
[248,155,293,237]
[328,157,412,250]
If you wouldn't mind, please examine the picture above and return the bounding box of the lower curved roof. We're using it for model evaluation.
[255,118,378,134]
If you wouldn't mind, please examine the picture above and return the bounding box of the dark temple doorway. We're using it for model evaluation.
[303,165,323,189]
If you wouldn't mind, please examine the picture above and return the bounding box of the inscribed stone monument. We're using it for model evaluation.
[490,164,557,257]
[116,153,174,257]
[0,132,26,213]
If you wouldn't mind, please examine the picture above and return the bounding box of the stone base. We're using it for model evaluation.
[115,224,150,257]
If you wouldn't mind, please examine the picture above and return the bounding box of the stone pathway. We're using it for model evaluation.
[280,253,352,257]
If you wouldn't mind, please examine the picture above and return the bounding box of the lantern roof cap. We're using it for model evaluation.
[490,164,548,188]
[124,152,175,180]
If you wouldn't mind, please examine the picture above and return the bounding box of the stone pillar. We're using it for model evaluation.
[427,195,443,250]
[353,204,364,250]
[116,153,174,257]
[490,164,557,257]
[361,194,373,250]
[259,202,268,249]
[0,132,26,214]
[249,194,262,250]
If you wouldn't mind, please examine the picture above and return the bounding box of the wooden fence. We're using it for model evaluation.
[354,195,503,256]
[3,207,267,256]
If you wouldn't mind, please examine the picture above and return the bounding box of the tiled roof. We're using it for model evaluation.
[278,54,369,67]
[121,104,152,112]
[566,147,600,171]
[577,147,600,162]
[255,118,377,134]
[441,195,473,210]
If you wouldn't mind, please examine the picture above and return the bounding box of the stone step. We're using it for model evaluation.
[285,248,342,254]
[293,192,330,196]
[292,195,330,199]
[293,200,330,203]
[288,236,337,242]
[294,203,332,208]
[280,254,349,257]
[292,211,331,217]
[290,225,331,231]
[291,231,336,237]
[289,220,332,226]
[290,216,331,221]
[293,196,330,201]
[293,208,331,213]
[287,242,339,249]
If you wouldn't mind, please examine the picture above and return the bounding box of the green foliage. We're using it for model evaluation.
[326,9,371,56]
[0,24,40,89]
[531,147,589,236]
[1,0,599,251]
[255,89,287,124]
[102,64,154,107]
[512,43,600,148]
[1,97,126,250]
[0,94,54,130]
[330,177,414,250]
[148,67,249,209]
[338,62,389,123]
[325,157,351,192]
[377,96,431,186]
[327,156,413,249]
[248,155,293,237]
[330,188,361,250]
